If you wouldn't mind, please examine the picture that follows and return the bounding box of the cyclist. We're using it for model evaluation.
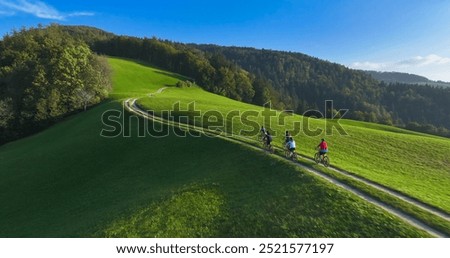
[264,131,273,148]
[317,138,328,160]
[260,126,267,141]
[287,137,296,156]
[284,131,291,147]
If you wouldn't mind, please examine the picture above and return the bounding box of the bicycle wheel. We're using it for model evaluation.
[323,155,330,167]
[291,152,298,162]
[314,152,320,164]
[269,145,274,154]
[285,149,290,158]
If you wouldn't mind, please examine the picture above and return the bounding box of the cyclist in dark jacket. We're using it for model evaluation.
[265,131,272,146]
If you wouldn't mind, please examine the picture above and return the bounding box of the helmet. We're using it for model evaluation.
[321,138,325,141]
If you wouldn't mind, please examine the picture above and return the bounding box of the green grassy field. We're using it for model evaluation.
[0,57,441,237]
[108,58,184,99]
[137,78,450,214]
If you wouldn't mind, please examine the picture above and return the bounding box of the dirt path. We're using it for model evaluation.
[148,86,167,97]
[124,89,448,237]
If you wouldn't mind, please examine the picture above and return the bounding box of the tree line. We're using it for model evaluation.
[90,36,261,104]
[0,25,112,144]
[61,26,273,106]
[64,25,450,137]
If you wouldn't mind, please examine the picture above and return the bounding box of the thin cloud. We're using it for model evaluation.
[352,61,387,70]
[0,9,16,16]
[67,11,95,17]
[396,54,450,67]
[0,0,94,20]
[350,54,450,82]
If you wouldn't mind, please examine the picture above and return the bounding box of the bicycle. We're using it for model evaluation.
[257,133,266,144]
[285,148,298,161]
[262,141,275,154]
[314,148,330,167]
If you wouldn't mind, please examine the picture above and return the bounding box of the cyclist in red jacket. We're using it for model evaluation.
[317,138,328,159]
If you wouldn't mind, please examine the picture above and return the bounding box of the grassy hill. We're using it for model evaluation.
[0,57,441,237]
[138,84,450,214]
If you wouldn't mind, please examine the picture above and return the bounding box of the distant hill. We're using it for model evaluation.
[364,70,450,88]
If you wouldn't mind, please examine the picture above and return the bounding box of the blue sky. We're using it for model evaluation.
[1,0,449,81]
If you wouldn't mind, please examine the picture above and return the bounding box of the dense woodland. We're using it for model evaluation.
[1,25,449,143]
[0,25,112,144]
[365,71,430,84]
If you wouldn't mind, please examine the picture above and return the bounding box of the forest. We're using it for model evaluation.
[0,25,112,144]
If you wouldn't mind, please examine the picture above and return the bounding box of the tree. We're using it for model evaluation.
[252,78,271,105]
[0,98,13,128]
[0,25,112,144]
[76,88,94,111]
[234,70,255,103]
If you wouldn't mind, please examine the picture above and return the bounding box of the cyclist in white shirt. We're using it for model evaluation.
[286,137,296,152]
